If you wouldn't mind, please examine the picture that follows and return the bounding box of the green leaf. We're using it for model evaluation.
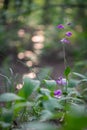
[43,80,57,91]
[14,101,32,110]
[68,79,80,88]
[37,67,52,81]
[21,121,58,130]
[72,72,86,79]
[13,101,33,114]
[0,121,10,128]
[1,108,13,123]
[79,78,87,82]
[64,66,71,77]
[64,105,87,130]
[40,110,53,121]
[68,89,80,97]
[0,93,24,102]
[43,98,63,111]
[18,78,40,99]
[59,97,84,104]
[40,88,50,96]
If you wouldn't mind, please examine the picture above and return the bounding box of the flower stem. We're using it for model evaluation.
[62,44,69,116]
[62,44,67,69]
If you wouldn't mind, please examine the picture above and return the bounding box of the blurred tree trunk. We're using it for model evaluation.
[14,0,23,12]
[74,1,87,58]
[27,0,33,14]
[42,0,51,25]
[3,0,9,9]
[76,6,87,34]
[1,0,9,24]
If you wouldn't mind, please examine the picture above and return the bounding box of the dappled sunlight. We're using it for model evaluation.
[24,50,34,58]
[18,29,25,38]
[34,50,42,55]
[75,25,83,32]
[17,50,39,66]
[23,72,36,79]
[32,35,44,43]
[16,83,23,90]
[65,8,72,14]
[16,28,45,74]
[34,43,44,50]
[17,50,36,59]
[17,52,25,59]
[26,60,33,67]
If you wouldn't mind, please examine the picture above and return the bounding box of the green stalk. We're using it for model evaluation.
[62,43,67,69]
[62,43,68,116]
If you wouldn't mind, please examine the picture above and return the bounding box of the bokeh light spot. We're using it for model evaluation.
[34,43,44,50]
[23,72,36,79]
[17,52,25,59]
[32,35,44,43]
[26,60,33,67]
[16,84,23,90]
[18,29,25,37]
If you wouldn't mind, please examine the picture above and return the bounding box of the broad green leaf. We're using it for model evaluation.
[13,101,33,115]
[21,121,58,130]
[79,78,87,82]
[0,121,10,128]
[40,110,53,121]
[72,72,86,79]
[0,93,24,102]
[40,88,50,97]
[59,97,84,104]
[43,98,63,111]
[43,80,57,91]
[14,101,32,110]
[1,108,13,123]
[37,67,52,81]
[18,78,40,99]
[68,79,80,88]
[82,88,87,93]
[68,89,80,97]
[64,66,71,77]
[64,105,87,130]
[70,104,86,116]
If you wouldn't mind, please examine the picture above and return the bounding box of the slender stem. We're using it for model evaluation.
[0,73,11,84]
[62,44,67,69]
[62,44,69,116]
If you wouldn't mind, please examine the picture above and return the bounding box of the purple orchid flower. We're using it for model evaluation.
[60,38,70,44]
[56,76,67,86]
[57,24,64,29]
[54,89,62,98]
[65,31,72,37]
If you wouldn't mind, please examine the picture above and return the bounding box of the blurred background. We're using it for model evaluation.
[0,0,87,86]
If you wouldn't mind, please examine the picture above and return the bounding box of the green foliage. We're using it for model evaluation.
[64,66,71,78]
[0,1,87,130]
[21,121,58,130]
[0,71,87,130]
[62,105,87,130]
[18,77,40,99]
[37,67,52,81]
[43,79,57,91]
[0,93,24,102]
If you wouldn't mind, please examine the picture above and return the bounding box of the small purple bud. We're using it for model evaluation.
[56,76,67,86]
[57,24,64,29]
[54,89,62,98]
[65,31,72,37]
[60,38,70,44]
